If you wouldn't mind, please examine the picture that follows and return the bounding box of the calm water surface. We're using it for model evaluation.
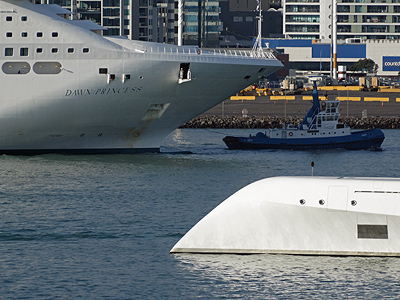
[1,129,400,299]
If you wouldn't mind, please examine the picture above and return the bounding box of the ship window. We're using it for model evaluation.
[2,62,31,74]
[179,63,191,81]
[36,48,43,53]
[83,48,89,53]
[99,68,108,74]
[5,48,13,56]
[20,48,28,56]
[21,32,28,37]
[52,32,58,37]
[33,62,62,74]
[6,32,12,37]
[21,16,28,21]
[37,32,43,37]
[67,48,74,53]
[6,16,12,21]
[52,48,58,53]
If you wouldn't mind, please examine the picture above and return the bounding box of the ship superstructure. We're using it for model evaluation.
[0,0,282,154]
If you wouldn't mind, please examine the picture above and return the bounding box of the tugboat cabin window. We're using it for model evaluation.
[37,32,43,37]
[5,48,13,56]
[2,62,31,74]
[20,48,28,56]
[6,32,12,37]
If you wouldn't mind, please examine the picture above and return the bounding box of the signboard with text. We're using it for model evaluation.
[382,56,400,71]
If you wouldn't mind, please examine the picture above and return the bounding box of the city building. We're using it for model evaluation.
[283,0,400,40]
[262,38,400,78]
[219,0,283,47]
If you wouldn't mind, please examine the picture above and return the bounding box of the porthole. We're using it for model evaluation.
[33,62,62,74]
[351,200,357,206]
[299,199,306,205]
[5,48,13,56]
[139,75,143,79]
[20,48,28,57]
[319,199,325,205]
[2,62,31,74]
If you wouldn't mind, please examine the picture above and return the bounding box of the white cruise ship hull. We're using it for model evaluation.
[171,176,400,256]
[0,0,282,154]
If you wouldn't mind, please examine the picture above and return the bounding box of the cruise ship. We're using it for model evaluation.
[0,0,282,154]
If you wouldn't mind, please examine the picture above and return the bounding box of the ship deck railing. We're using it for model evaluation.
[143,46,278,60]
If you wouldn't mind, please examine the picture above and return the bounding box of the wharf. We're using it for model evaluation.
[181,89,400,129]
[202,89,400,118]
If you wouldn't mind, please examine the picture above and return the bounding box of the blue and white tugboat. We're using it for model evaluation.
[223,83,385,150]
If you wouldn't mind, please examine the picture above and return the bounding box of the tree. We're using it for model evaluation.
[349,58,378,74]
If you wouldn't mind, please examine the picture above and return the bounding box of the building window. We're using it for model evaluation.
[21,32,28,37]
[6,32,12,37]
[37,32,43,37]
[20,48,28,56]
[52,32,59,37]
[5,48,13,56]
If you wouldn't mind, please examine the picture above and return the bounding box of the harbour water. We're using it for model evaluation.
[1,128,400,299]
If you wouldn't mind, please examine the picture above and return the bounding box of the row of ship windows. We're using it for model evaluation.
[4,16,28,22]
[2,62,62,75]
[5,31,59,38]
[4,47,90,57]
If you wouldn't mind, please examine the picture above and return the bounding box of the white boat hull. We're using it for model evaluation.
[171,176,400,256]
[0,0,282,154]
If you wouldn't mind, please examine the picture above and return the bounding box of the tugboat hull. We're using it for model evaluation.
[223,128,385,150]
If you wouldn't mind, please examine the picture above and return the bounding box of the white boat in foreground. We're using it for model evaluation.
[171,176,400,256]
[0,0,282,154]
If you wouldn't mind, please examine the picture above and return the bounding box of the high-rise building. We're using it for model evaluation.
[283,0,400,40]
[34,0,221,46]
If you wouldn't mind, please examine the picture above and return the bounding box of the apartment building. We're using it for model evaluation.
[283,0,400,40]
